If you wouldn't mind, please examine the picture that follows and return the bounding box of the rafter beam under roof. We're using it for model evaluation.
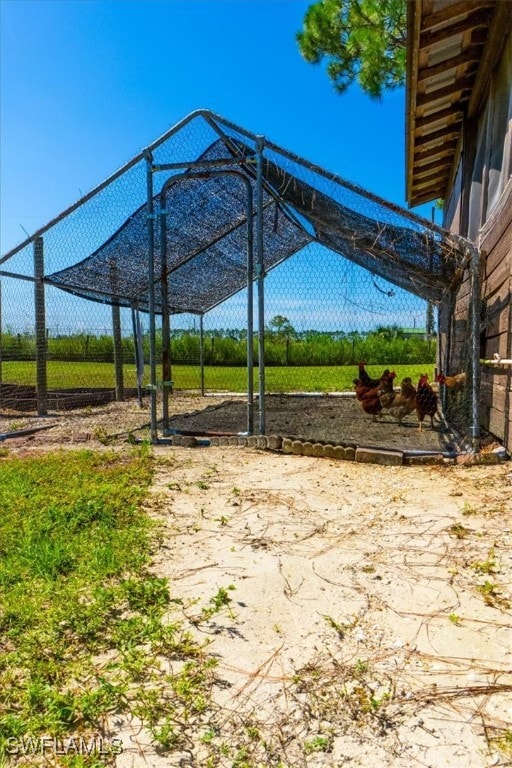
[415,127,461,148]
[417,47,481,82]
[414,162,452,181]
[420,0,494,32]
[415,106,464,130]
[406,0,501,207]
[416,77,473,106]
[418,6,493,47]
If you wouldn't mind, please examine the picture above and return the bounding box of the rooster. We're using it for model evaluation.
[415,374,438,431]
[380,376,417,425]
[357,362,391,389]
[435,372,466,390]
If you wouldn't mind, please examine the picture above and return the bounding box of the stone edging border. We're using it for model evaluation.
[169,434,504,466]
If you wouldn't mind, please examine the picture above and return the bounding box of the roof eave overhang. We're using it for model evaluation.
[406,0,501,209]
[405,0,422,209]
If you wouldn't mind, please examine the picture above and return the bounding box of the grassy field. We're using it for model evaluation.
[0,449,219,764]
[1,361,436,393]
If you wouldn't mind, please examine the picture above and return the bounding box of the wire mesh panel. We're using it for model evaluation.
[160,242,455,453]
[0,275,37,411]
[0,109,480,452]
[436,273,475,449]
[0,280,154,412]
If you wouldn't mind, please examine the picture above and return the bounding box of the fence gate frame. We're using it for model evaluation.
[144,145,269,443]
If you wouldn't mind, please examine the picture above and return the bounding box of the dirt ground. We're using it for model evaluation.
[2,399,511,767]
[1,391,460,454]
[167,394,458,453]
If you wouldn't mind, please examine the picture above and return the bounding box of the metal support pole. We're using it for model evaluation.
[112,303,124,402]
[131,307,143,407]
[469,243,481,453]
[34,237,47,416]
[246,181,255,436]
[199,315,205,397]
[159,202,171,433]
[439,292,455,414]
[0,278,3,386]
[255,136,266,435]
[152,156,254,172]
[145,150,158,442]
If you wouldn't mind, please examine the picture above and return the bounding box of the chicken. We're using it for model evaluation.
[380,376,417,425]
[376,370,397,409]
[415,374,438,431]
[353,379,382,421]
[354,379,374,401]
[435,372,466,390]
[357,362,391,389]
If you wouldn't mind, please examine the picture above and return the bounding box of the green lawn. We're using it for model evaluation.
[0,449,216,763]
[1,361,435,393]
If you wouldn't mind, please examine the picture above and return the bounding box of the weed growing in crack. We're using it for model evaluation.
[448,523,471,539]
[322,614,359,640]
[472,548,498,575]
[476,580,510,608]
[304,735,332,754]
[494,729,512,758]
[188,585,237,626]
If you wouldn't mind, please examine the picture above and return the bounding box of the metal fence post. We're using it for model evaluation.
[131,306,144,407]
[0,278,3,386]
[469,243,481,453]
[199,314,205,397]
[34,236,47,416]
[255,136,266,435]
[112,303,124,401]
[159,184,171,434]
[246,178,254,436]
[144,149,158,442]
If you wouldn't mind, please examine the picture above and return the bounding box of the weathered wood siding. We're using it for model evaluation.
[442,181,511,451]
[440,156,470,380]
[443,180,512,450]
[480,181,512,448]
[440,26,512,451]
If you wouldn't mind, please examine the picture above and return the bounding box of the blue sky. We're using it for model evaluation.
[0,0,432,333]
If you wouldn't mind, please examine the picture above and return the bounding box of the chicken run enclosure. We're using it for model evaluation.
[0,110,482,456]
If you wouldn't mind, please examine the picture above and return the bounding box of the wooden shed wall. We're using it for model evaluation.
[443,177,512,450]
[442,177,511,451]
[439,22,512,451]
[480,181,512,448]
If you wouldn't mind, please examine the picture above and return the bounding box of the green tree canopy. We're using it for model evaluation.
[374,324,404,340]
[297,0,407,98]
[266,315,296,340]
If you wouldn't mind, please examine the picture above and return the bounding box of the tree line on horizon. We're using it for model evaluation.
[0,314,435,367]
